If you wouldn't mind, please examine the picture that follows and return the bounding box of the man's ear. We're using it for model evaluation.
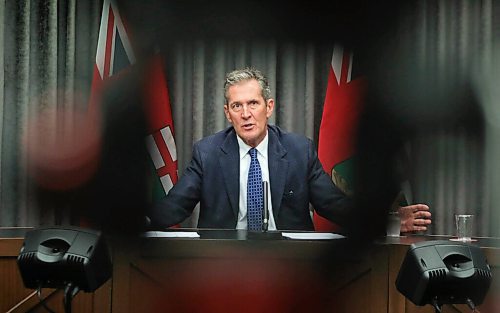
[224,104,232,123]
[266,99,275,118]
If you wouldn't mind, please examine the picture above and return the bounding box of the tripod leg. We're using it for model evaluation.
[63,283,80,313]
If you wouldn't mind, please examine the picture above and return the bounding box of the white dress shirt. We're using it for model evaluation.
[235,133,277,230]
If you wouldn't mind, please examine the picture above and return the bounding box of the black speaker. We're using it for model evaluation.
[17,226,111,293]
[396,240,492,310]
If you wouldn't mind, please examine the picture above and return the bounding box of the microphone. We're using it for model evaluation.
[262,181,269,232]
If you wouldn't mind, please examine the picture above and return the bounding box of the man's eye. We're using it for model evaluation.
[232,103,241,109]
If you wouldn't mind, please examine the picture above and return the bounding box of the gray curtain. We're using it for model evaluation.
[404,0,500,237]
[1,0,499,238]
[0,0,101,226]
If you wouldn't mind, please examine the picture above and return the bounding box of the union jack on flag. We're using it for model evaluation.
[89,0,135,113]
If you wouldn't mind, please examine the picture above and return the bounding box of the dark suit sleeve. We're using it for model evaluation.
[307,140,353,228]
[149,143,204,228]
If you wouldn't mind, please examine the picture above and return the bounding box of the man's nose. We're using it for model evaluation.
[241,105,251,118]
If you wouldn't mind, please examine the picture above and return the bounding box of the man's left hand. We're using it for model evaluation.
[398,204,432,233]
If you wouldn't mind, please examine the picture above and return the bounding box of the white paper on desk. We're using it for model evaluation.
[281,232,345,240]
[142,231,200,238]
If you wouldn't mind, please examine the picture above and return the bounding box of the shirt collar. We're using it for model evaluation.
[236,131,268,160]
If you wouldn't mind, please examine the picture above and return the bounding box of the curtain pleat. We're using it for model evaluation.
[0,0,5,224]
[2,0,31,226]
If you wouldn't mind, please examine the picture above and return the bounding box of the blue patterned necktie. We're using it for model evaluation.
[247,148,263,231]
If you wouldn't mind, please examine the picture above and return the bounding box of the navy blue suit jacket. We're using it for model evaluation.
[150,125,352,231]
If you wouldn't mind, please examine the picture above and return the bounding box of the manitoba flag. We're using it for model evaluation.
[314,44,366,231]
[143,56,179,200]
[90,0,177,201]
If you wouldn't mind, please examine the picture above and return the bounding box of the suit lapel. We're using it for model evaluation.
[268,128,288,219]
[219,129,240,219]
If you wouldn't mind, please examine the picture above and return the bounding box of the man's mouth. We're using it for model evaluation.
[242,123,254,130]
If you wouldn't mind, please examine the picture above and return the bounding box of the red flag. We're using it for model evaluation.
[143,56,179,199]
[314,44,366,231]
[90,0,177,201]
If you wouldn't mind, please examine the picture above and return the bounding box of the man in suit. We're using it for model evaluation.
[150,68,431,232]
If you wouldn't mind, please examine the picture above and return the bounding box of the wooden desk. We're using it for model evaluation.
[1,228,499,313]
[111,230,388,313]
[111,231,500,313]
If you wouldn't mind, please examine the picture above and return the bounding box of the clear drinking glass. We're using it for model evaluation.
[454,214,474,242]
[386,211,401,237]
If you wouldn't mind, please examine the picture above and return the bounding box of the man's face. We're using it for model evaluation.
[224,79,274,147]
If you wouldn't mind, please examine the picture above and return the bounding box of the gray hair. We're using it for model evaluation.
[223,68,271,104]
